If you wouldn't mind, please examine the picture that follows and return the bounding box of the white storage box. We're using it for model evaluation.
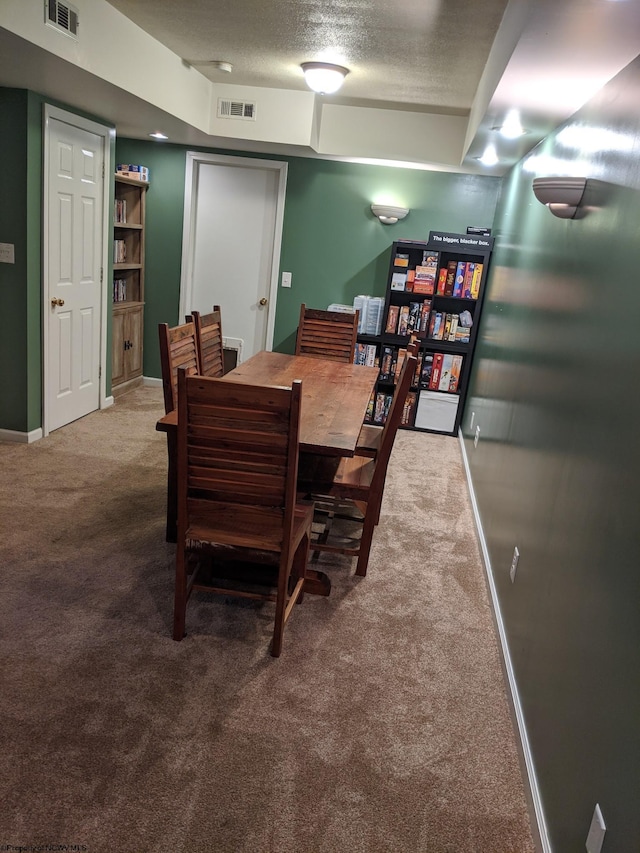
[327,303,356,313]
[414,391,460,433]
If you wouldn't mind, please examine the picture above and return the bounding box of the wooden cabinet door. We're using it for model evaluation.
[112,307,126,386]
[112,304,143,386]
[126,305,144,380]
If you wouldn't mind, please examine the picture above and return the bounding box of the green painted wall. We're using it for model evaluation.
[464,57,640,850]
[0,89,52,434]
[26,93,44,431]
[115,138,500,377]
[0,90,36,432]
[275,161,497,353]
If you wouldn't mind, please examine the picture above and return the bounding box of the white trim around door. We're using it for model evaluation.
[179,151,288,355]
[43,104,114,437]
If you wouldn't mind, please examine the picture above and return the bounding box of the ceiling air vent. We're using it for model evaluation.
[217,99,257,121]
[46,0,80,39]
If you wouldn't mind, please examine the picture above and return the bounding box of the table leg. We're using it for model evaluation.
[165,430,177,543]
[303,569,331,596]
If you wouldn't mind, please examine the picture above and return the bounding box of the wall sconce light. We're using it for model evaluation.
[301,62,349,94]
[371,204,410,225]
[532,176,587,219]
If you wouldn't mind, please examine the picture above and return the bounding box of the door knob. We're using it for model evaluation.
[259,297,268,306]
[51,297,65,307]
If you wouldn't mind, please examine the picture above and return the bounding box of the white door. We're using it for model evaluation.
[45,112,106,432]
[180,153,287,362]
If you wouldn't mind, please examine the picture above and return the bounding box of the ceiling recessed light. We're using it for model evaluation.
[492,109,525,139]
[476,144,499,166]
[149,132,168,140]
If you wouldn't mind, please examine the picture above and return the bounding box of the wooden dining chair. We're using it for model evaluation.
[355,338,421,459]
[157,320,201,543]
[295,304,359,363]
[158,320,201,414]
[188,305,224,378]
[297,353,417,578]
[173,369,313,657]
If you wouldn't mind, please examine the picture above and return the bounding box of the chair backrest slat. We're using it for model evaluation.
[295,304,359,363]
[158,321,200,414]
[190,306,224,378]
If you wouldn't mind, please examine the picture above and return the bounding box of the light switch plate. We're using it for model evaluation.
[586,803,606,853]
[281,271,292,288]
[0,242,15,264]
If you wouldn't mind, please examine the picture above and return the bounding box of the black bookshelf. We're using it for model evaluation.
[357,231,493,436]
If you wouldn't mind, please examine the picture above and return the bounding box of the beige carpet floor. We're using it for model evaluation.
[0,386,535,852]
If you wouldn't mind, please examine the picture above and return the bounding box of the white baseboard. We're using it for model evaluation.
[458,429,552,853]
[102,395,114,409]
[143,376,162,388]
[0,426,43,444]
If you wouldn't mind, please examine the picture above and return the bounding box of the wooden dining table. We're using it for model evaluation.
[156,351,379,596]
[220,351,379,455]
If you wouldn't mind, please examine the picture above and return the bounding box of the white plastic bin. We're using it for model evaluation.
[365,297,385,335]
[353,296,369,333]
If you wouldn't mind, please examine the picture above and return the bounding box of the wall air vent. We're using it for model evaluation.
[217,99,257,121]
[46,0,79,39]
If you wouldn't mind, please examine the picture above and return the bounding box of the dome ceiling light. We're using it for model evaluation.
[301,62,349,95]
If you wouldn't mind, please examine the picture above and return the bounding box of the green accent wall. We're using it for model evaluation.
[116,137,500,378]
[25,93,44,432]
[464,56,640,850]
[276,161,498,353]
[0,90,37,432]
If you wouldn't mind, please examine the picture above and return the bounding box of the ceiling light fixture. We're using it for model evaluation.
[186,59,233,73]
[371,204,409,225]
[211,60,233,73]
[149,131,168,140]
[301,62,349,94]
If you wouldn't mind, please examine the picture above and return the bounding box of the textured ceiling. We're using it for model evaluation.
[106,0,510,113]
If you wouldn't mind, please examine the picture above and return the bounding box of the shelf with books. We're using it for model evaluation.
[112,174,148,388]
[356,333,382,345]
[361,231,493,436]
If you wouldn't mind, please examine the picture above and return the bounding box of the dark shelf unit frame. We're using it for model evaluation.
[358,231,493,436]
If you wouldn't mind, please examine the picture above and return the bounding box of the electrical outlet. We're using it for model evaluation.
[586,804,606,853]
[474,425,480,448]
[510,547,520,583]
[470,411,475,430]
[281,271,292,288]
